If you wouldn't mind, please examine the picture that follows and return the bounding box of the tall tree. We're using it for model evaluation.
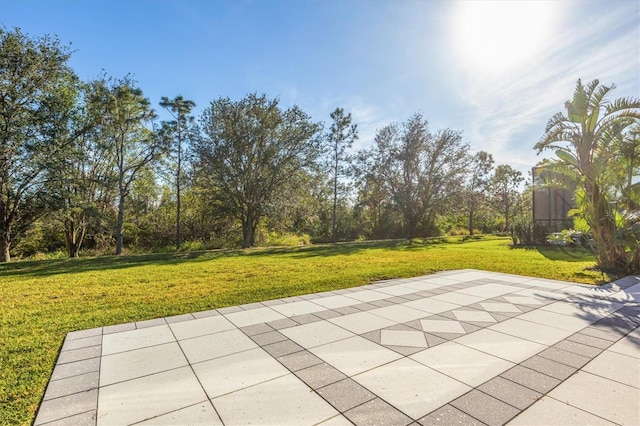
[195,93,321,248]
[466,151,494,235]
[492,164,523,231]
[326,108,358,243]
[535,79,640,273]
[159,95,196,250]
[51,81,116,257]
[94,76,163,255]
[0,28,87,262]
[364,113,469,239]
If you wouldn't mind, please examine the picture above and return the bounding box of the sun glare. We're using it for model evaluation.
[451,1,556,76]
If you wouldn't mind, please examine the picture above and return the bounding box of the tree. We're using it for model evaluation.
[94,76,163,255]
[535,79,640,273]
[364,113,469,239]
[492,164,523,231]
[195,93,321,248]
[159,95,196,250]
[326,108,358,243]
[52,81,117,257]
[0,28,88,262]
[466,151,494,235]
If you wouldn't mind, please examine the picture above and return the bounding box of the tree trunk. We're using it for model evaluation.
[332,171,338,243]
[242,211,256,249]
[176,177,181,251]
[176,138,182,251]
[468,202,475,236]
[0,233,10,262]
[116,193,125,255]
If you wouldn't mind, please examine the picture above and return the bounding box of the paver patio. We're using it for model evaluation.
[35,269,640,425]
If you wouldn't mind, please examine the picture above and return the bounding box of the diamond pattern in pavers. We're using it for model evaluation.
[454,329,546,363]
[316,378,376,412]
[369,304,431,323]
[451,389,520,426]
[411,341,513,387]
[224,306,286,327]
[582,350,639,388]
[311,335,402,376]
[503,295,544,306]
[212,374,340,425]
[452,310,497,323]
[420,318,467,334]
[102,325,175,355]
[328,310,396,334]
[100,341,188,386]
[281,320,354,348]
[97,367,206,426]
[456,283,520,298]
[179,329,257,364]
[136,401,222,425]
[354,357,472,419]
[403,298,459,314]
[508,396,616,425]
[169,315,235,340]
[477,376,542,410]
[344,397,414,425]
[192,347,289,398]
[418,404,487,426]
[480,302,522,313]
[488,318,572,346]
[547,371,640,425]
[36,270,640,426]
[380,329,428,348]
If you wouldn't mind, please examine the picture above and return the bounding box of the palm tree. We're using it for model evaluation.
[535,79,640,274]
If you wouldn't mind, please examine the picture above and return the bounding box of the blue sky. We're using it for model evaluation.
[1,0,638,178]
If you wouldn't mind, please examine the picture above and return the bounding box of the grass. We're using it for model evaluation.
[0,237,608,425]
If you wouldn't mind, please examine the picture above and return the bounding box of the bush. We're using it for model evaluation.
[263,232,311,247]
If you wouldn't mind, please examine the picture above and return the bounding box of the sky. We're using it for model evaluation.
[1,0,639,179]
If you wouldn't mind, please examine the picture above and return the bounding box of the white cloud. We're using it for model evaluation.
[449,1,639,176]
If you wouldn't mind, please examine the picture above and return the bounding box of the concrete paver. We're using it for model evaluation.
[35,270,640,425]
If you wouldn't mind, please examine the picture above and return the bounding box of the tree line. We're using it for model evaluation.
[1,28,529,262]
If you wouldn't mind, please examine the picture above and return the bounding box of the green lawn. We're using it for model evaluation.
[0,237,608,425]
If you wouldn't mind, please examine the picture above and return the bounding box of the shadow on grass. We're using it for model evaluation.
[0,236,505,279]
[535,245,595,262]
[0,240,410,279]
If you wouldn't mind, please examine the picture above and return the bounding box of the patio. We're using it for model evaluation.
[35,269,640,425]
